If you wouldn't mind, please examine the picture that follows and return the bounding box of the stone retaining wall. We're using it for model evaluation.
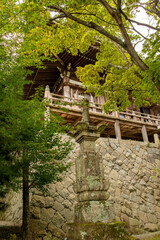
[0,191,22,224]
[0,138,160,240]
[29,144,79,240]
[97,138,160,234]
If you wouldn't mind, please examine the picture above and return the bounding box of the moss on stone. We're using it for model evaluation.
[0,226,21,240]
[67,222,134,240]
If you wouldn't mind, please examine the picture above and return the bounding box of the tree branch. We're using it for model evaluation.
[98,0,116,17]
[51,11,119,27]
[111,41,132,67]
[117,0,122,11]
[48,5,127,49]
[48,2,148,71]
[129,18,160,31]
[142,2,160,18]
[71,11,119,27]
[121,11,149,39]
[107,63,129,69]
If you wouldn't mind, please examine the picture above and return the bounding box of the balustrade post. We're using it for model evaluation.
[132,111,136,120]
[125,110,130,119]
[114,111,119,118]
[75,89,78,100]
[70,88,73,98]
[148,114,151,123]
[44,85,51,100]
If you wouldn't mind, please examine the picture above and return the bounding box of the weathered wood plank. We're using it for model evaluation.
[154,134,160,145]
[142,125,149,142]
[114,120,121,140]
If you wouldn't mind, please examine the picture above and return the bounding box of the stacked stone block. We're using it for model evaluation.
[97,138,160,233]
[0,137,160,239]
[30,145,79,240]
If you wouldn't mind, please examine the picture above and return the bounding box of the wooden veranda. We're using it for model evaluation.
[45,91,160,143]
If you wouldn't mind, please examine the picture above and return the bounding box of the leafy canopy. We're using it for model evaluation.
[1,0,160,112]
[0,43,72,196]
[0,8,72,196]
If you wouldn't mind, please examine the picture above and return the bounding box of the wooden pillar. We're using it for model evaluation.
[114,111,119,118]
[75,89,79,100]
[44,85,51,123]
[44,85,51,99]
[90,94,96,112]
[70,88,74,98]
[63,74,70,100]
[114,120,121,140]
[154,133,160,145]
[63,85,70,99]
[142,125,148,142]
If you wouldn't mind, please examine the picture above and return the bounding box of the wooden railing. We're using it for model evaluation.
[49,94,160,126]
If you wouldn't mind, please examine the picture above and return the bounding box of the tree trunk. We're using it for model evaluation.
[22,163,30,240]
[98,0,149,71]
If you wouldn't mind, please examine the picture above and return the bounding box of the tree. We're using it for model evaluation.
[2,0,160,111]
[10,0,159,111]
[0,9,72,240]
[0,44,72,240]
[16,104,72,240]
[0,1,159,239]
[0,37,27,197]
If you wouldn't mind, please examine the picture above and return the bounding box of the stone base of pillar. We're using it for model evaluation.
[74,201,114,223]
[67,222,131,240]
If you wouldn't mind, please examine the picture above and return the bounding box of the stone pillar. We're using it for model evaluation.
[70,99,114,224]
[67,99,131,240]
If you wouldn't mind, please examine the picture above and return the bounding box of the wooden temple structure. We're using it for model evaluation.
[25,46,160,143]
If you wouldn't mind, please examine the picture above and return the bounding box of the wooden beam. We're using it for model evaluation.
[55,55,65,66]
[73,117,82,125]
[50,105,158,133]
[114,120,121,140]
[119,120,157,130]
[142,125,149,142]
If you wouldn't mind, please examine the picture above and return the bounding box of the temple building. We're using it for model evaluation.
[25,46,160,143]
[1,47,160,240]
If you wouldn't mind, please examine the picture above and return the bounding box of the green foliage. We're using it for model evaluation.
[0,226,21,240]
[0,73,72,195]
[0,36,72,197]
[148,236,160,240]
[4,0,157,112]
[10,234,17,240]
[1,0,159,112]
[0,7,73,238]
[68,222,134,240]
